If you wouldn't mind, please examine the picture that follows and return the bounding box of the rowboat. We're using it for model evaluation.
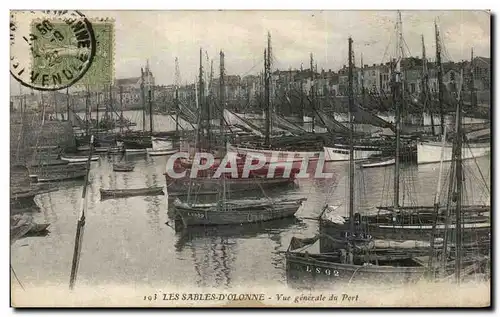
[33,171,87,183]
[147,148,179,156]
[60,155,100,163]
[360,157,395,168]
[100,186,165,199]
[113,163,135,172]
[173,197,306,231]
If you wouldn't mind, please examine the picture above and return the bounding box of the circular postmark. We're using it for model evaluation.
[10,10,96,91]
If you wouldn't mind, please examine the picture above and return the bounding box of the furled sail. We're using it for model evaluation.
[315,109,351,135]
[271,113,308,135]
[224,109,265,137]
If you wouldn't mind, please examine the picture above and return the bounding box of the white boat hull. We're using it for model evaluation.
[227,144,322,163]
[125,148,147,154]
[60,155,99,163]
[323,145,382,161]
[361,158,395,168]
[417,141,490,164]
[147,148,179,156]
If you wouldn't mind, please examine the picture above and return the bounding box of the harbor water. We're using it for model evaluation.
[11,112,491,289]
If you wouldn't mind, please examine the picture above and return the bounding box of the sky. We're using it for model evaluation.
[10,10,490,94]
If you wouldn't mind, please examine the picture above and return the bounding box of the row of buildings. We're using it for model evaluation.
[11,56,490,113]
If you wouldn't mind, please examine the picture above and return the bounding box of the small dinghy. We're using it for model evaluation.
[113,162,135,172]
[360,157,395,168]
[147,148,179,156]
[100,186,165,199]
[60,155,100,163]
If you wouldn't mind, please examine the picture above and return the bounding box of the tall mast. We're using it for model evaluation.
[470,48,475,107]
[174,57,181,133]
[96,91,99,133]
[141,67,146,132]
[310,53,316,132]
[148,88,153,136]
[108,84,112,123]
[119,86,124,134]
[264,32,272,146]
[66,88,70,124]
[220,50,227,204]
[435,21,445,135]
[53,91,57,120]
[361,54,365,106]
[392,11,404,209]
[348,37,355,235]
[300,63,304,120]
[454,68,464,283]
[220,51,225,136]
[422,34,436,136]
[198,48,206,147]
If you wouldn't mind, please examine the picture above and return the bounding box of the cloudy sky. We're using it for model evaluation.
[10,10,490,93]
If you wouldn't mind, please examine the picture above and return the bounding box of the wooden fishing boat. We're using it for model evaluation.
[29,159,69,167]
[165,174,295,194]
[173,197,306,231]
[285,235,428,288]
[323,144,382,161]
[360,157,395,168]
[100,186,164,199]
[33,171,87,183]
[417,141,490,164]
[60,154,100,163]
[147,148,179,156]
[113,162,135,172]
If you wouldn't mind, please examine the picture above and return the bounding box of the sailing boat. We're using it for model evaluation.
[165,49,298,197]
[286,38,428,287]
[228,32,327,165]
[320,27,490,244]
[285,38,489,288]
[121,64,154,153]
[417,23,490,164]
[172,50,307,231]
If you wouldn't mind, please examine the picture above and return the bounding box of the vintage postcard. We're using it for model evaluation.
[10,10,491,308]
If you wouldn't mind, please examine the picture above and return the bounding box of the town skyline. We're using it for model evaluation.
[10,10,490,95]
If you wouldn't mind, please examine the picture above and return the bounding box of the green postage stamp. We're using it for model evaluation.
[10,11,114,90]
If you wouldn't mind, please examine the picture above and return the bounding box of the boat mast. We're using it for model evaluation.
[421,35,435,136]
[264,32,272,146]
[96,90,99,133]
[347,37,355,235]
[119,86,124,134]
[300,63,304,121]
[148,88,153,137]
[435,21,445,136]
[470,48,475,107]
[141,67,146,133]
[175,57,181,133]
[220,50,227,204]
[361,54,365,107]
[66,88,70,124]
[392,11,404,209]
[454,67,464,284]
[198,48,206,150]
[310,53,316,132]
[220,51,226,138]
